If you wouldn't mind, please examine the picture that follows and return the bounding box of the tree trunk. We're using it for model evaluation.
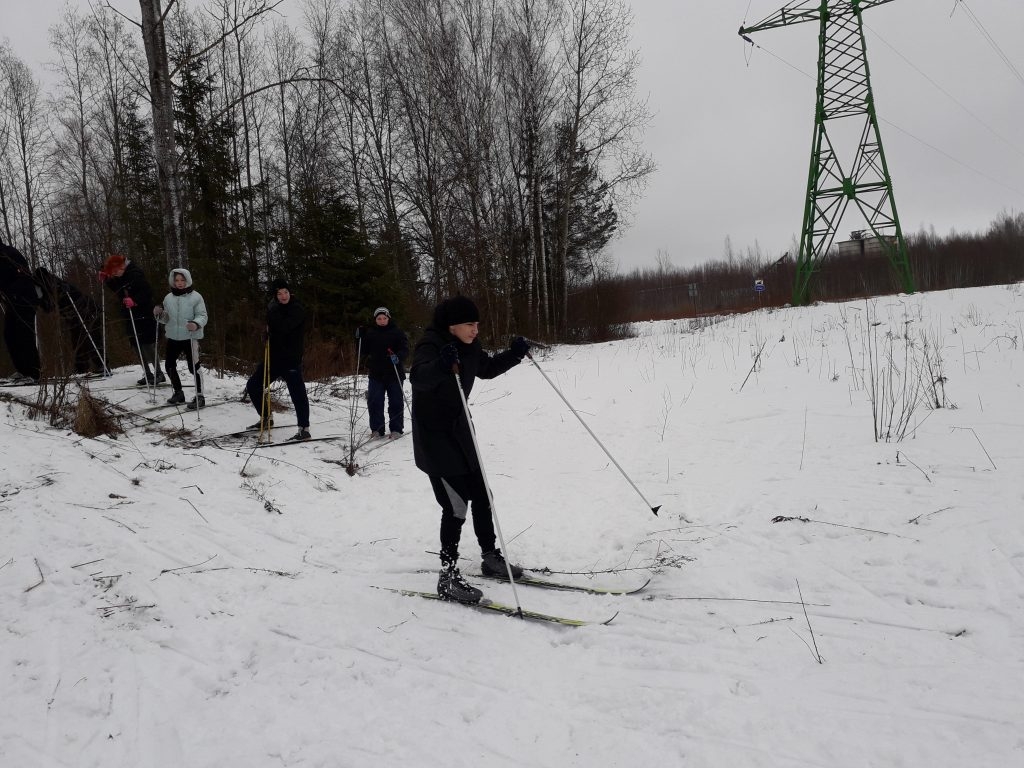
[139,0,187,269]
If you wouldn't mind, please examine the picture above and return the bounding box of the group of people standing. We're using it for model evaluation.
[4,247,533,605]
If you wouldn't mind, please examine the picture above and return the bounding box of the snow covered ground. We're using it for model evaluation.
[2,284,1023,767]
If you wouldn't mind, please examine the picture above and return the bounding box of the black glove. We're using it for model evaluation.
[510,336,530,359]
[440,343,459,369]
[355,325,364,340]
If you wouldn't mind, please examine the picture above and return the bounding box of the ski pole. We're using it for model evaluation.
[152,320,161,402]
[101,284,109,376]
[388,346,412,418]
[64,284,110,375]
[259,339,271,442]
[525,351,661,516]
[354,333,363,436]
[450,361,525,617]
[126,307,152,401]
[191,337,202,421]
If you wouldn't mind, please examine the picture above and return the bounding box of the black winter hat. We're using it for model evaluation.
[434,295,480,328]
[270,278,290,292]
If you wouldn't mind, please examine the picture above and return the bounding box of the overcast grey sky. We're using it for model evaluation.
[5,1,1024,274]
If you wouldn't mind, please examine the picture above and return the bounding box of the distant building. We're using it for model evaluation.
[836,230,896,259]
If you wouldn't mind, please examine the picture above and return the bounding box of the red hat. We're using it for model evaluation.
[103,254,127,273]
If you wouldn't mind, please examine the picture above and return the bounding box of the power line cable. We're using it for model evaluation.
[865,22,1024,164]
[740,37,1024,200]
[953,0,1024,90]
[877,118,1024,199]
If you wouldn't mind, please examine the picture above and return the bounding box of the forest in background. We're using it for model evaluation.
[1,0,650,376]
[566,213,1024,342]
[2,1,1022,377]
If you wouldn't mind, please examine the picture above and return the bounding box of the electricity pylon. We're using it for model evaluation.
[740,0,915,305]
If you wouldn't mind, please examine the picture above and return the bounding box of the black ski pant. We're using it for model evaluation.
[245,362,309,428]
[2,300,40,379]
[367,375,404,434]
[429,470,496,567]
[164,338,202,394]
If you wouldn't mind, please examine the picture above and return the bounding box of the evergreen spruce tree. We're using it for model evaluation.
[118,102,163,268]
[542,125,618,333]
[173,48,254,362]
[280,184,400,341]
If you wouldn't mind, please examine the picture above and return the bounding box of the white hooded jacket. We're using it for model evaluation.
[155,269,208,341]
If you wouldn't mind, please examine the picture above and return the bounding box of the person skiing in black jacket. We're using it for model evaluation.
[245,278,311,441]
[358,306,409,438]
[410,295,530,603]
[0,237,41,381]
[100,253,163,385]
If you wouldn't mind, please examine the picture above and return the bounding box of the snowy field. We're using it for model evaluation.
[2,283,1023,767]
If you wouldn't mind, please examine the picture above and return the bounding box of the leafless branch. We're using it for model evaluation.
[895,451,932,483]
[169,0,285,80]
[738,340,767,393]
[101,2,141,29]
[24,558,45,593]
[102,516,137,533]
[71,558,104,569]
[153,554,217,579]
[656,594,830,607]
[907,506,954,525]
[180,497,208,523]
[796,579,824,663]
[950,426,997,470]
[771,514,914,540]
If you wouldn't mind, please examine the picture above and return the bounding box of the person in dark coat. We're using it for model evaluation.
[245,278,311,441]
[35,266,104,375]
[0,237,41,381]
[410,295,530,603]
[100,253,163,385]
[359,306,409,438]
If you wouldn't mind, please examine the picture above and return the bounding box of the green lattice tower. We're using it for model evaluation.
[740,0,915,305]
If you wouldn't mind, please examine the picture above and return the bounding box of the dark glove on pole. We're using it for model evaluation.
[440,343,459,372]
[509,336,530,359]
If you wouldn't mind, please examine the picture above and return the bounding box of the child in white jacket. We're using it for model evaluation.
[153,269,208,409]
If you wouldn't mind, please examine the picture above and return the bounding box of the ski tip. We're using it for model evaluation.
[651,505,661,516]
[601,611,620,626]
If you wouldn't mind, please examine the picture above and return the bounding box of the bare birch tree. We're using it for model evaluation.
[139,0,188,268]
[554,0,653,330]
[50,6,104,261]
[0,46,52,265]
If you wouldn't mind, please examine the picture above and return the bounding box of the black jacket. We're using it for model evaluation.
[0,242,39,306]
[362,321,409,381]
[410,325,521,476]
[105,261,157,344]
[105,261,154,315]
[267,296,306,369]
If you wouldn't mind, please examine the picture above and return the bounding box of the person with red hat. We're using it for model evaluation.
[99,254,163,386]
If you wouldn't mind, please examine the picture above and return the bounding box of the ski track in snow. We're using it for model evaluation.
[2,284,1024,766]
